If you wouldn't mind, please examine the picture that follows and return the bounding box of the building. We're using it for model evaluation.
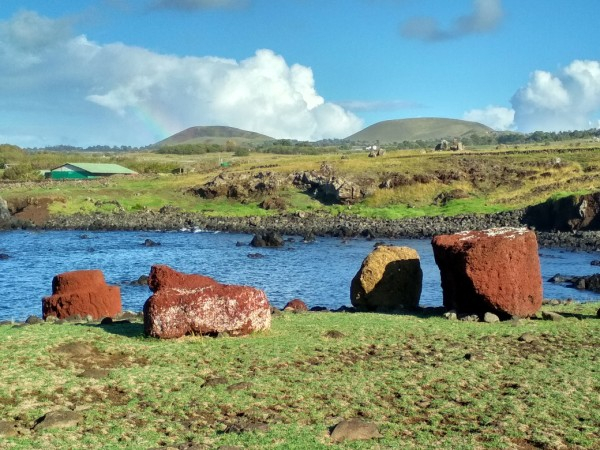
[46,163,137,180]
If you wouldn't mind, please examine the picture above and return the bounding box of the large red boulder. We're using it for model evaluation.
[143,265,271,339]
[431,228,542,317]
[42,270,122,320]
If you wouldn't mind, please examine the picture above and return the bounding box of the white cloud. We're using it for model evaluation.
[0,11,362,147]
[511,60,600,132]
[401,0,504,42]
[463,106,515,130]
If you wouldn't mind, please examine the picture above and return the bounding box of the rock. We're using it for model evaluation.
[247,253,265,259]
[330,419,381,442]
[483,312,500,323]
[542,311,564,321]
[443,310,458,320]
[518,332,537,343]
[460,314,480,322]
[42,270,122,320]
[0,253,9,260]
[143,238,160,247]
[0,421,17,437]
[34,410,84,431]
[350,245,422,312]
[259,196,288,211]
[591,260,600,266]
[431,228,542,318]
[25,315,44,325]
[250,231,284,248]
[128,275,149,286]
[523,192,600,231]
[283,299,308,311]
[143,265,271,338]
[0,197,10,221]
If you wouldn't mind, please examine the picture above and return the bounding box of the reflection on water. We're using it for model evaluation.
[0,230,598,321]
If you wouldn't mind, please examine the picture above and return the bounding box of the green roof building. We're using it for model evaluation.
[47,163,137,180]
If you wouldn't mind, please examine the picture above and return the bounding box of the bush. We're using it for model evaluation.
[2,164,42,181]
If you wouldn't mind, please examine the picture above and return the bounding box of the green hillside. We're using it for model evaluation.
[345,118,494,143]
[154,126,274,147]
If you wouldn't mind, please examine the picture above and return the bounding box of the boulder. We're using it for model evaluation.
[250,231,284,248]
[283,299,309,311]
[350,245,422,312]
[143,265,271,339]
[431,227,542,317]
[42,270,122,320]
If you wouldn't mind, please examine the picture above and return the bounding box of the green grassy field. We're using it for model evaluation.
[0,303,598,449]
[2,144,600,221]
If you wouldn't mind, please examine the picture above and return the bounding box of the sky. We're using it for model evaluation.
[0,0,599,148]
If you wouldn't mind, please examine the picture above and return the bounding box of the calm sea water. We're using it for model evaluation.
[0,230,598,321]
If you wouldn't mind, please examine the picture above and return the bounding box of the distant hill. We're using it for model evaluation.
[345,118,494,143]
[154,126,274,147]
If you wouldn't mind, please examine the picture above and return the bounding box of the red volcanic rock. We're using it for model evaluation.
[147,264,218,292]
[144,265,271,339]
[42,270,122,320]
[283,299,309,311]
[432,227,542,317]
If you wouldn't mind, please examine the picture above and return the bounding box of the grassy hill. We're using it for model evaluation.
[154,126,274,147]
[345,118,494,144]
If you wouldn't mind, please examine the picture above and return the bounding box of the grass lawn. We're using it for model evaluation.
[0,303,598,449]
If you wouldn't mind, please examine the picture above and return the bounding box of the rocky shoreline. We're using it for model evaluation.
[0,207,597,251]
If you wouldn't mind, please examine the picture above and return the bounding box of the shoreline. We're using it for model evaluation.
[2,209,600,251]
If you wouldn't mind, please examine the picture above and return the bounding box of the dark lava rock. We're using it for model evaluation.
[0,253,9,260]
[25,315,44,325]
[143,238,160,247]
[250,231,284,248]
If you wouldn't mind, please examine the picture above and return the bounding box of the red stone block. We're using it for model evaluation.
[144,265,271,339]
[42,270,122,320]
[431,228,542,317]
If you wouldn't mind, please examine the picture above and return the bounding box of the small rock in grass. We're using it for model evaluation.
[518,332,537,343]
[0,421,17,437]
[283,298,309,312]
[227,382,253,392]
[324,330,345,339]
[483,312,500,323]
[463,352,484,361]
[460,314,480,322]
[202,377,228,388]
[542,311,563,321]
[25,315,44,325]
[596,308,600,318]
[444,310,458,320]
[330,419,381,442]
[33,410,84,431]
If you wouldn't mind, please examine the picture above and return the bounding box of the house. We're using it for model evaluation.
[46,163,137,180]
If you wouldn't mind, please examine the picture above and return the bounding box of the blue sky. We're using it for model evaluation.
[0,0,598,147]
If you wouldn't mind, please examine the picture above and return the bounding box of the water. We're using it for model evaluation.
[0,230,598,321]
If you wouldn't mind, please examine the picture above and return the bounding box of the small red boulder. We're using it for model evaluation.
[431,227,543,317]
[144,265,271,339]
[283,299,309,311]
[42,270,122,320]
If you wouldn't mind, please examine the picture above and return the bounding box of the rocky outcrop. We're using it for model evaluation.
[351,245,422,312]
[523,192,600,231]
[42,270,122,320]
[432,228,542,317]
[192,171,289,200]
[143,265,271,338]
[0,197,10,221]
[293,171,370,204]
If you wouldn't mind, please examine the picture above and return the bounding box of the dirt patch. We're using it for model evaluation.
[9,197,59,225]
[52,341,146,373]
